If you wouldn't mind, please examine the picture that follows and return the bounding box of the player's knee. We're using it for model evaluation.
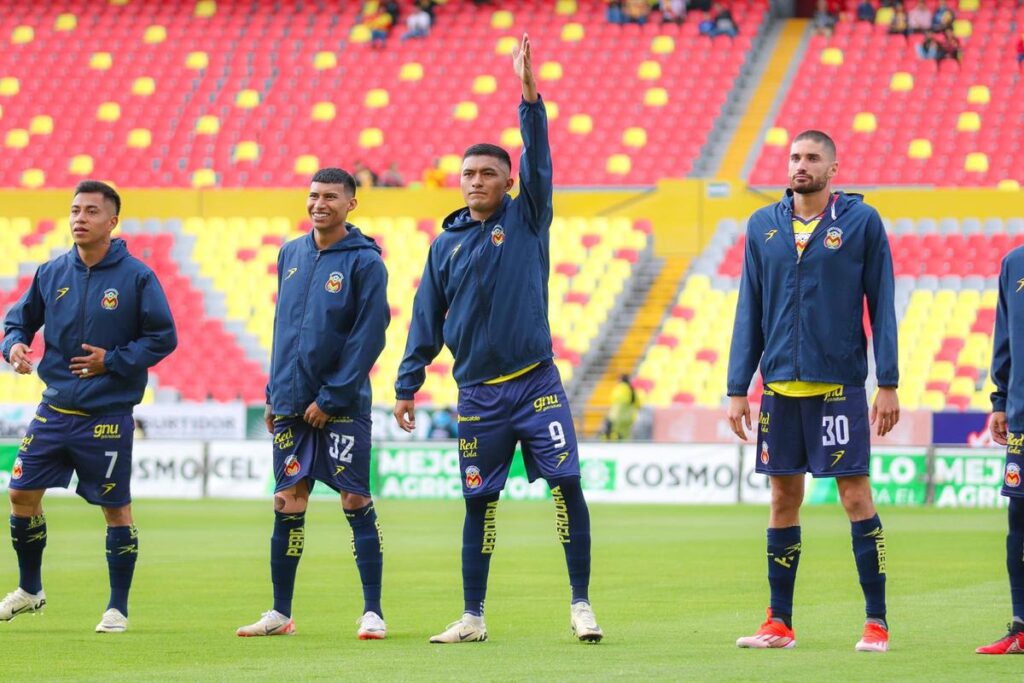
[274,492,307,514]
[102,505,133,527]
[341,491,372,510]
[837,477,874,516]
[8,488,42,515]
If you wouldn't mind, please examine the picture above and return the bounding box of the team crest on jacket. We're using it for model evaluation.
[465,465,483,489]
[283,454,301,477]
[760,442,770,465]
[491,226,505,247]
[1006,463,1021,488]
[101,288,119,310]
[823,227,843,250]
[11,457,23,480]
[325,271,344,293]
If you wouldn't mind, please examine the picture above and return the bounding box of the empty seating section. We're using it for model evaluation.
[637,217,1024,411]
[751,3,1024,187]
[0,0,767,188]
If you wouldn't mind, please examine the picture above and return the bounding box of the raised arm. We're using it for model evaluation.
[512,33,552,232]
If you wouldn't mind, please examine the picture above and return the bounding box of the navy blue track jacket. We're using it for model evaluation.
[267,228,389,416]
[727,190,899,396]
[991,247,1024,429]
[395,97,554,399]
[1,238,177,415]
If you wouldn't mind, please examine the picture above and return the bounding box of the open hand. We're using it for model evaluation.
[69,343,108,379]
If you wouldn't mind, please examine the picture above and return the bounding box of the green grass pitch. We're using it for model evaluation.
[0,499,1018,682]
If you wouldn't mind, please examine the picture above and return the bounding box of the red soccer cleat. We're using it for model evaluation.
[855,621,889,652]
[736,608,796,649]
[976,623,1024,655]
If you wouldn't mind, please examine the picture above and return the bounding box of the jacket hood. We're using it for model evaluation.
[779,190,865,220]
[304,226,382,254]
[442,195,511,232]
[70,237,130,270]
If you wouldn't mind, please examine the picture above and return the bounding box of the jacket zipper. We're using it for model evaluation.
[293,250,320,410]
[475,219,503,376]
[791,196,836,382]
[71,268,92,407]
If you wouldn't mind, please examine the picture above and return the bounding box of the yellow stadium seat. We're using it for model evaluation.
[191,169,216,188]
[491,10,514,29]
[312,102,336,121]
[400,62,423,81]
[890,72,913,92]
[820,47,843,66]
[314,51,337,70]
[365,88,389,108]
[350,24,371,44]
[953,19,971,38]
[185,51,209,70]
[11,26,34,45]
[501,127,523,148]
[967,84,990,105]
[495,36,518,55]
[539,62,563,81]
[473,75,497,95]
[0,78,18,96]
[644,87,668,107]
[556,0,577,15]
[97,102,120,122]
[949,377,975,396]
[561,23,583,42]
[623,127,647,148]
[454,101,478,121]
[568,114,593,135]
[0,104,4,121]
[29,115,53,136]
[438,154,462,175]
[959,0,978,9]
[997,179,1021,191]
[545,101,560,120]
[852,112,877,133]
[651,35,674,55]
[69,154,94,175]
[234,141,260,162]
[638,60,661,80]
[195,115,220,135]
[20,169,45,188]
[921,391,946,411]
[957,111,980,132]
[908,138,932,159]
[235,89,259,108]
[359,128,383,148]
[929,362,956,383]
[964,152,988,173]
[5,129,28,149]
[606,154,631,176]
[195,0,217,18]
[90,52,113,70]
[54,13,77,31]
[127,128,151,148]
[132,77,155,96]
[144,25,167,44]
[764,127,789,147]
[875,7,894,24]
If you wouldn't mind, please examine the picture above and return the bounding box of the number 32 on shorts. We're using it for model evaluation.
[822,415,849,446]
[329,432,355,463]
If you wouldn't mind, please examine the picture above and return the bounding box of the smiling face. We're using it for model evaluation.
[307,182,357,232]
[461,155,514,218]
[788,137,838,195]
[69,192,118,248]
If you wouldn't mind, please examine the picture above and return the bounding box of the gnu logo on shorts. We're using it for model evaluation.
[283,454,301,477]
[11,457,23,480]
[823,227,843,250]
[465,465,482,489]
[325,271,344,293]
[1006,463,1021,488]
[491,226,505,247]
[101,288,119,310]
[760,442,770,465]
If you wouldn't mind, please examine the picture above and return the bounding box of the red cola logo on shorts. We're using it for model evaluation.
[1006,463,1021,488]
[465,465,482,489]
[283,454,301,477]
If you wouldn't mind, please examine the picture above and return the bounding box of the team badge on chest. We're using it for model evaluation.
[491,226,505,247]
[823,227,843,250]
[325,271,344,293]
[101,288,119,310]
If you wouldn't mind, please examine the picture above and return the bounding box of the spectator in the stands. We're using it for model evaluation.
[384,0,400,25]
[401,6,431,40]
[422,158,447,189]
[1018,33,1024,69]
[908,0,931,33]
[889,3,909,36]
[689,0,711,10]
[938,25,962,63]
[416,0,438,21]
[701,2,738,39]
[606,0,625,24]
[812,0,838,36]
[368,6,394,49]
[932,0,955,31]
[379,163,405,188]
[660,0,686,24]
[353,161,378,188]
[916,30,941,59]
[623,0,653,24]
[856,0,876,23]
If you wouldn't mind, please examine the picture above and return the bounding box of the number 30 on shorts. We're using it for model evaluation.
[329,433,355,463]
[822,415,849,446]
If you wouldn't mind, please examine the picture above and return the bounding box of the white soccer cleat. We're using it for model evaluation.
[429,613,488,643]
[95,608,128,633]
[570,601,604,643]
[357,611,387,640]
[236,610,295,637]
[0,587,46,621]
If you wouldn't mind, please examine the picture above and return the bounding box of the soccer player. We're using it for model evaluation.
[726,131,899,652]
[977,248,1024,654]
[236,168,390,639]
[0,181,177,632]
[393,34,603,644]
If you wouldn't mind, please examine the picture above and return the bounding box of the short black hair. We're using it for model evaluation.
[463,143,512,171]
[311,167,357,196]
[74,180,121,216]
[792,130,837,159]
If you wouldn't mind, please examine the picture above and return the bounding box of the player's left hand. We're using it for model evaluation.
[304,401,330,429]
[870,387,900,437]
[69,343,108,379]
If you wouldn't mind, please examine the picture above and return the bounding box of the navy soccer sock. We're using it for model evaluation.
[1008,497,1024,620]
[550,477,592,604]
[105,525,138,616]
[10,514,46,594]
[462,492,500,617]
[767,526,802,627]
[851,514,887,625]
[270,511,305,618]
[345,502,384,617]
